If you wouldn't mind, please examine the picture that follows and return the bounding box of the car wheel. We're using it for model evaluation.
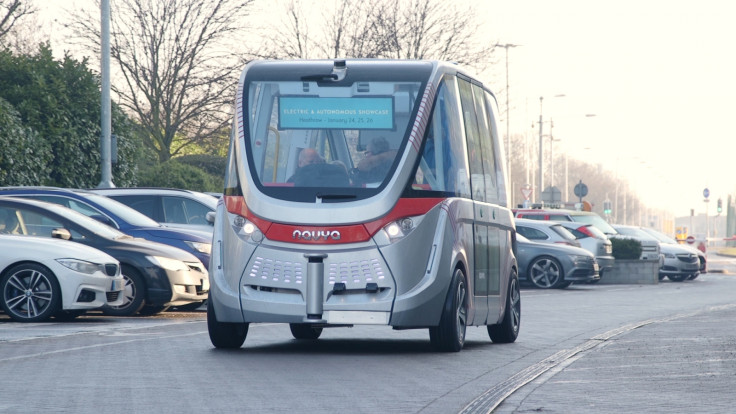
[528,256,563,289]
[138,305,169,316]
[1,263,61,322]
[488,269,520,344]
[429,268,467,352]
[207,297,248,348]
[102,266,145,316]
[289,323,323,340]
[667,274,688,282]
[54,310,86,321]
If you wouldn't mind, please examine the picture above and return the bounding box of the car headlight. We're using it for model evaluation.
[147,256,190,272]
[663,252,676,259]
[56,259,104,275]
[569,255,590,265]
[185,241,212,255]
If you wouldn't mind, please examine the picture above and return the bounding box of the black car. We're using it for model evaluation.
[0,197,208,316]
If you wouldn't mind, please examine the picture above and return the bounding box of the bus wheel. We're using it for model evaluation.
[429,268,467,352]
[289,323,323,340]
[207,298,248,349]
[488,270,520,343]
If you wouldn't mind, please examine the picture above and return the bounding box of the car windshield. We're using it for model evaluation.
[572,214,618,235]
[242,60,430,202]
[615,226,658,241]
[639,227,677,244]
[41,202,129,239]
[550,224,578,242]
[81,192,162,227]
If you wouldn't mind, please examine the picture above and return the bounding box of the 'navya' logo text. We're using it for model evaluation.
[292,229,341,241]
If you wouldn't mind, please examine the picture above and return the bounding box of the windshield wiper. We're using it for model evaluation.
[316,193,357,202]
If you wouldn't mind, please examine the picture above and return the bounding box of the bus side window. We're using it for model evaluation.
[411,78,470,197]
[457,78,485,202]
[472,84,499,204]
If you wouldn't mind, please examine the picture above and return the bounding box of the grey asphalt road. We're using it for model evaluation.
[1,254,735,413]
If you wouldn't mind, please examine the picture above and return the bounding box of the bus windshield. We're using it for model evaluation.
[242,61,430,202]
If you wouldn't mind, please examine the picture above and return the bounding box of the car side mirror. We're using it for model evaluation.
[51,228,72,240]
[206,211,216,225]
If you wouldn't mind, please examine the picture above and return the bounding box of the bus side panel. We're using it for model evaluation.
[210,202,254,323]
[388,199,474,328]
[488,208,517,325]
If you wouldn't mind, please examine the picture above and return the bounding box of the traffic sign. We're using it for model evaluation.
[703,188,710,199]
[574,180,588,198]
[686,235,695,245]
[520,185,533,200]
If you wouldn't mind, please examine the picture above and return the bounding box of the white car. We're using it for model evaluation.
[0,234,124,322]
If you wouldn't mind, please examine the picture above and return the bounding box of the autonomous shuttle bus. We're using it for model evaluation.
[208,59,520,352]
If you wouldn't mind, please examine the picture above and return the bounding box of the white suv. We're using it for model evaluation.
[89,188,218,233]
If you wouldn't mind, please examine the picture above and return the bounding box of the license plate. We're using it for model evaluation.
[111,279,123,291]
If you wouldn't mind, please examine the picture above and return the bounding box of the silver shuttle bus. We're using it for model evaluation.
[208,59,520,352]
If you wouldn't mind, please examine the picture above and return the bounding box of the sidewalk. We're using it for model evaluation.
[497,305,736,413]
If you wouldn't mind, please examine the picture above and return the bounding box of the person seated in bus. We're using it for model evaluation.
[288,148,325,183]
[354,136,397,183]
[289,148,349,187]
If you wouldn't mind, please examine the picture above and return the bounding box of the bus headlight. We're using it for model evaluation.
[232,215,263,243]
[382,216,422,243]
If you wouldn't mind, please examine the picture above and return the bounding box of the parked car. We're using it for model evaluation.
[88,187,217,234]
[0,197,209,316]
[639,227,706,275]
[0,187,212,269]
[513,208,618,236]
[0,232,124,322]
[515,218,581,247]
[616,225,702,281]
[554,221,616,276]
[516,233,600,289]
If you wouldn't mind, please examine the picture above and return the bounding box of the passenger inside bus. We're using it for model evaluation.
[289,148,349,187]
[353,136,397,184]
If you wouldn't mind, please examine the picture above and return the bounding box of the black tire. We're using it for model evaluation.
[1,263,61,322]
[667,274,688,282]
[488,269,521,343]
[138,305,169,316]
[289,323,323,340]
[556,281,572,289]
[429,268,467,352]
[207,297,248,349]
[528,256,563,289]
[54,310,86,321]
[102,266,146,316]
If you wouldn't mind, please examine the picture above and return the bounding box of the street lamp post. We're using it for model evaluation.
[537,94,565,203]
[496,43,519,205]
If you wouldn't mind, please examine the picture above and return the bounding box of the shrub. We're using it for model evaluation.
[610,237,642,260]
[136,160,221,192]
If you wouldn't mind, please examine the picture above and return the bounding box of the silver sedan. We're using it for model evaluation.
[516,234,600,289]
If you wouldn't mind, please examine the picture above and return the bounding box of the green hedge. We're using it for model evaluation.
[610,237,643,260]
[136,160,222,192]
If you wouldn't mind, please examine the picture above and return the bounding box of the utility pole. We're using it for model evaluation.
[98,0,115,188]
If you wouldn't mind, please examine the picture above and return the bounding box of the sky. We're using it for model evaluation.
[475,0,736,218]
[34,0,735,218]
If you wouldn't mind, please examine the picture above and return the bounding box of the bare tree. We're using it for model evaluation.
[71,0,254,162]
[0,0,36,43]
[261,0,495,71]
